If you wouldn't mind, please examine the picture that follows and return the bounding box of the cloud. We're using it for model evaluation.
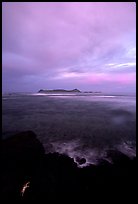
[2,2,136,92]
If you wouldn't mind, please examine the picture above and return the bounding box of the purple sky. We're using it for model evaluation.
[2,2,136,93]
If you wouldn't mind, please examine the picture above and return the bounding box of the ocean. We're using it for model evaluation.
[2,92,136,167]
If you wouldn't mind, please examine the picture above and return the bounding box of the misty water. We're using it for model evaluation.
[2,93,136,166]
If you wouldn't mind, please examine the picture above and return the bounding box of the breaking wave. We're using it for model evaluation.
[43,140,136,168]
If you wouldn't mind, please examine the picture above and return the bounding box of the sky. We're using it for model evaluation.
[2,2,136,93]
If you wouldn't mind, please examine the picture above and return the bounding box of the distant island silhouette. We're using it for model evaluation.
[38,89,101,93]
[38,89,81,93]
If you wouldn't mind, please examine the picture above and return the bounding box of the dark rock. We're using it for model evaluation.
[75,157,86,165]
[1,131,136,202]
[38,89,44,93]
[106,149,131,165]
[2,131,45,159]
[1,131,45,201]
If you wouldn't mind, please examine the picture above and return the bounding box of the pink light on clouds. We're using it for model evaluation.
[81,73,136,85]
[2,2,136,93]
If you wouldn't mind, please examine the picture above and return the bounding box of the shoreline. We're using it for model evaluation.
[2,131,136,201]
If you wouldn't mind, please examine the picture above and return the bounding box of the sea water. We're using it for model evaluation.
[2,92,136,166]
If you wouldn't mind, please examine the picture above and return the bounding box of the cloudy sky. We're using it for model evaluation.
[2,2,136,93]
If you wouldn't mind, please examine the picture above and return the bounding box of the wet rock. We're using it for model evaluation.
[1,131,45,201]
[75,157,86,165]
[1,131,136,202]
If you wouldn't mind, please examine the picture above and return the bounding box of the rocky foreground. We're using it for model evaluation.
[1,131,136,202]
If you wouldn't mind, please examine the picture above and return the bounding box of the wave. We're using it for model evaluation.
[31,93,77,96]
[2,98,9,100]
[30,93,117,97]
[48,140,136,168]
[94,95,116,98]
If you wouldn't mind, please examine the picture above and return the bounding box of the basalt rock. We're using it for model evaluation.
[1,131,45,201]
[1,131,136,202]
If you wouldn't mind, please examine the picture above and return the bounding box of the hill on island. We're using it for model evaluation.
[38,89,81,93]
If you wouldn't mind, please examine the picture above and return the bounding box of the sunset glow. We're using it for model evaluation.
[2,2,136,93]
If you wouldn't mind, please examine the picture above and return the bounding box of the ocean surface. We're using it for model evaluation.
[2,92,136,167]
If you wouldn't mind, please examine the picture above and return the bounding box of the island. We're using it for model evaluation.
[38,89,102,94]
[38,89,81,93]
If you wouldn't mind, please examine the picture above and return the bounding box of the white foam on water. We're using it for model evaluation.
[116,141,136,158]
[51,140,110,167]
[30,93,48,96]
[29,93,117,97]
[50,139,136,167]
[30,93,77,96]
[92,95,116,98]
